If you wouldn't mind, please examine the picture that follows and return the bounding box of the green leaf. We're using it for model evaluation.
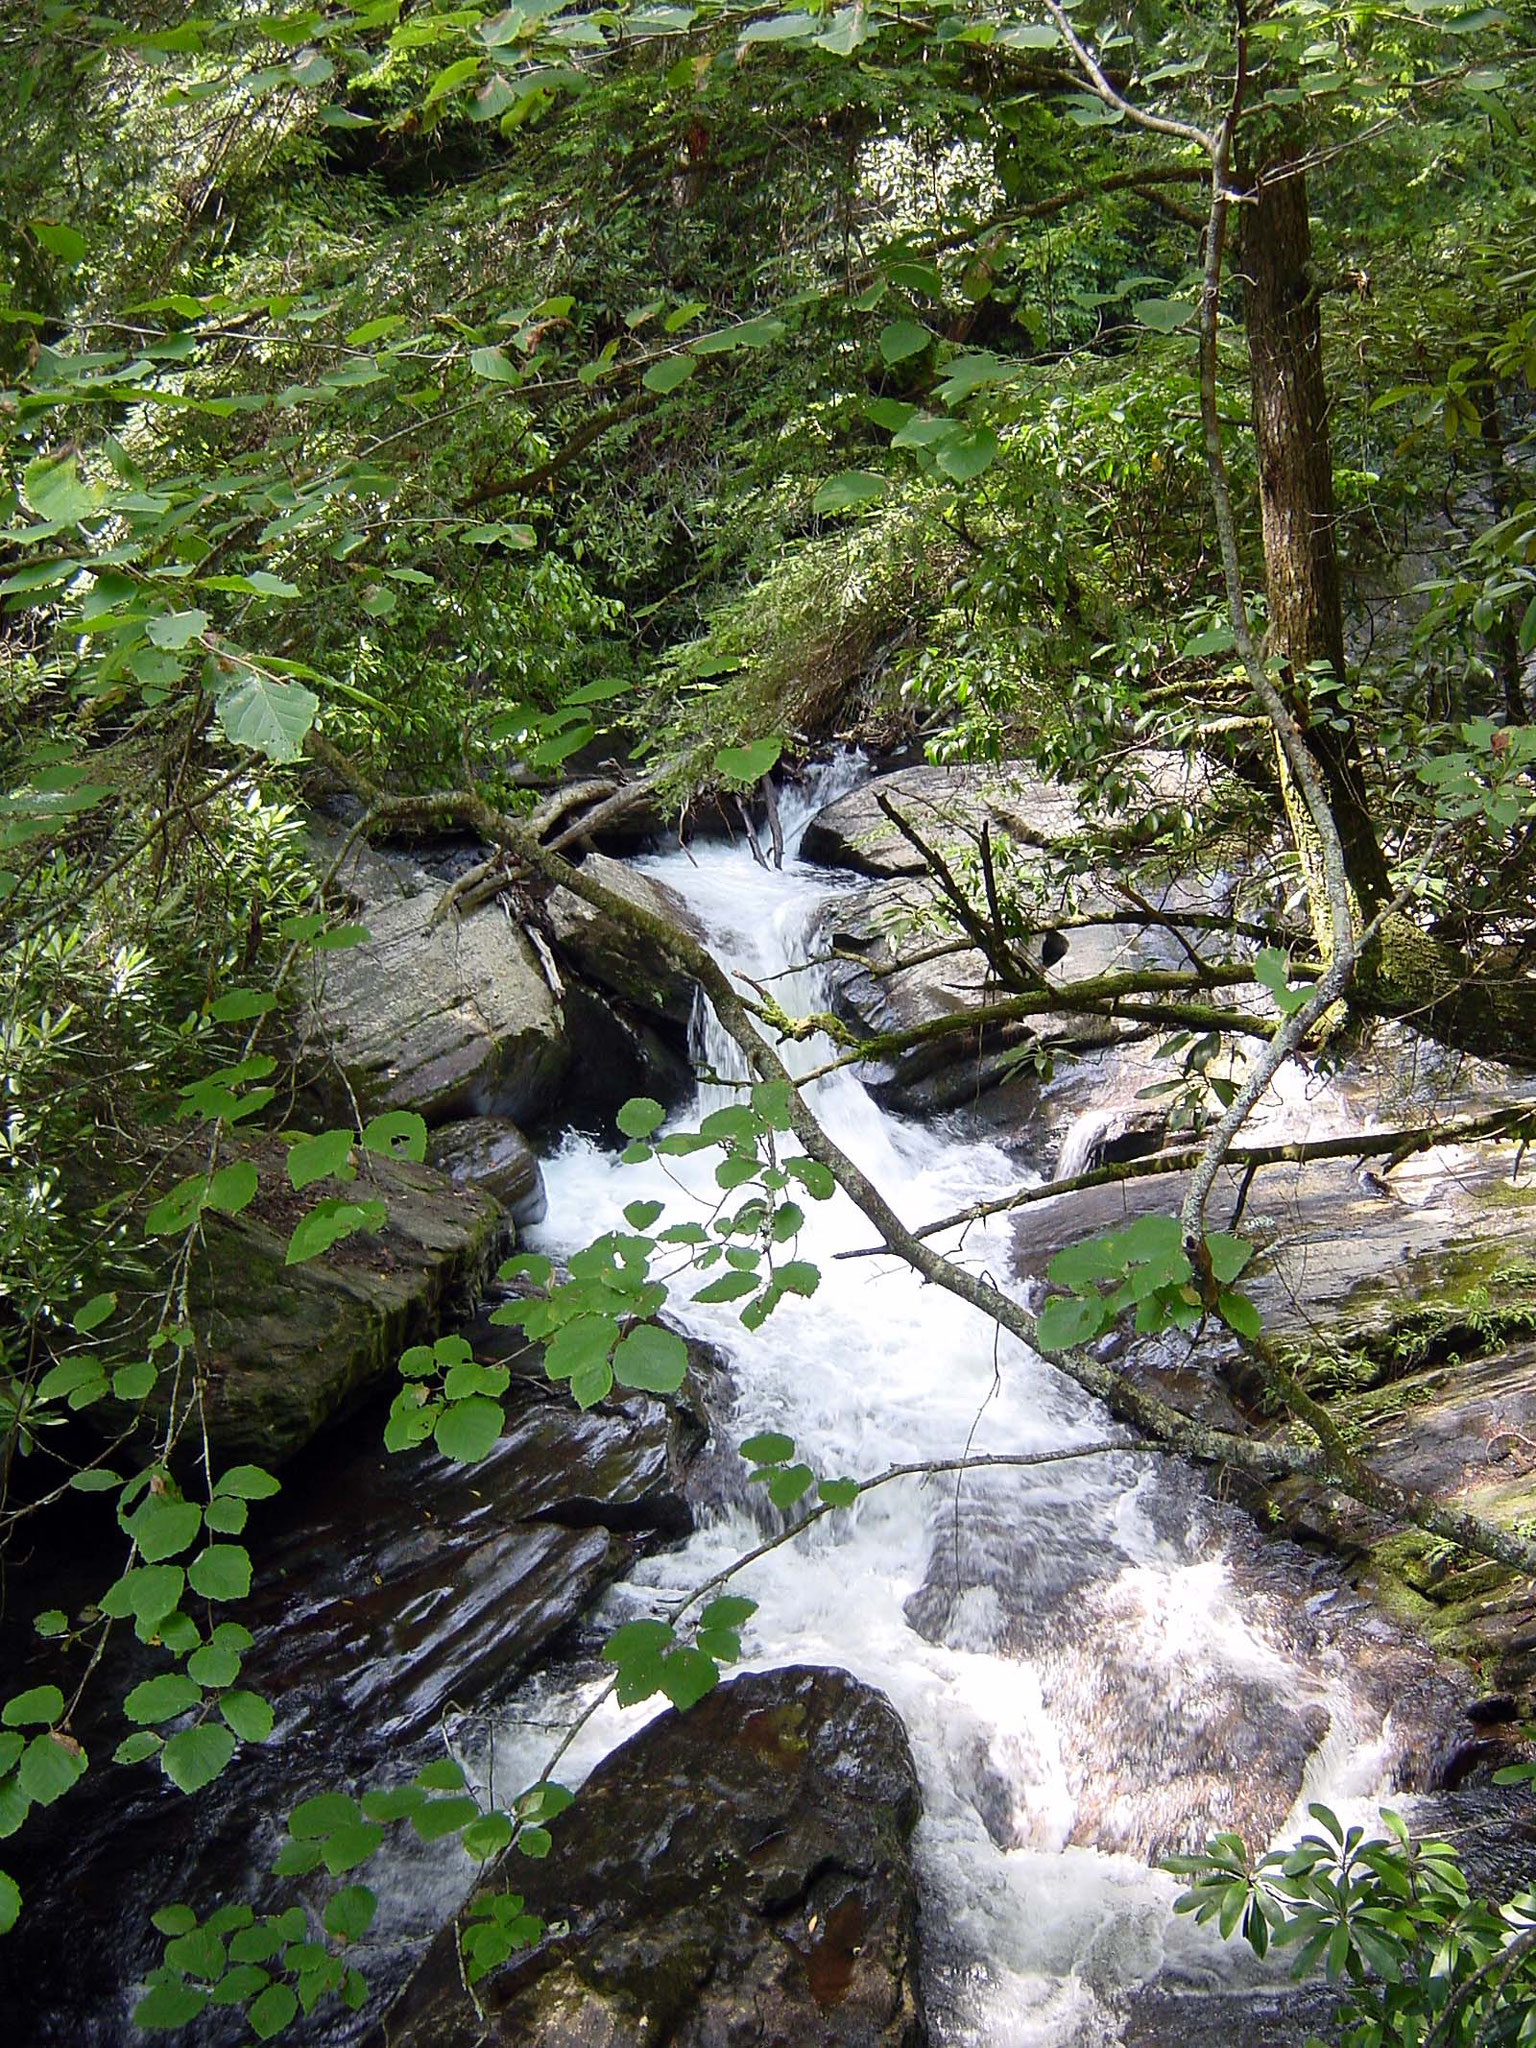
[18,1730,87,1804]
[715,737,782,783]
[72,1291,117,1333]
[0,1870,20,1934]
[362,1110,428,1162]
[1034,1294,1106,1351]
[286,1198,384,1265]
[878,318,929,364]
[740,1431,794,1465]
[469,344,520,383]
[1205,1233,1255,1285]
[162,1723,236,1793]
[187,1545,252,1601]
[213,1465,280,1501]
[219,1691,274,1743]
[115,1730,164,1765]
[935,426,1000,483]
[291,1792,361,1837]
[812,470,886,513]
[412,1795,480,1842]
[461,1811,514,1859]
[1218,1290,1262,1340]
[213,668,318,763]
[288,1129,354,1191]
[611,1323,689,1394]
[134,1973,209,2030]
[126,1496,203,1564]
[32,219,86,265]
[248,1983,299,2040]
[766,1463,815,1510]
[124,1674,202,1725]
[3,1686,64,1728]
[1132,297,1195,333]
[818,1477,859,1508]
[616,1096,666,1139]
[700,1595,756,1628]
[434,1396,504,1464]
[659,1646,718,1709]
[323,1885,377,1942]
[642,355,696,393]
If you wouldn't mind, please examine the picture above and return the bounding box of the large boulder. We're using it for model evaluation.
[305,884,570,1126]
[816,876,1179,1117]
[1,1310,718,2048]
[82,1133,504,1467]
[374,1665,927,2048]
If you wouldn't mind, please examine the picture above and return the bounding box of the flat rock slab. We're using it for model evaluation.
[374,1665,927,2048]
[816,877,1181,1116]
[545,851,702,1028]
[800,762,1083,878]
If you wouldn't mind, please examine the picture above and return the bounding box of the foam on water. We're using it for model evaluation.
[497,756,1409,2041]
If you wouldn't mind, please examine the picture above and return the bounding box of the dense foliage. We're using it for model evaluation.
[5,0,1536,2040]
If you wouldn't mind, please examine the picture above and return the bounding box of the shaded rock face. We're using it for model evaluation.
[427,1115,547,1226]
[90,1135,504,1468]
[1,1321,715,2047]
[374,1666,927,2048]
[545,851,702,1029]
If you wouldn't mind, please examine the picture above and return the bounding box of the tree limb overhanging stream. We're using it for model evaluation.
[303,729,1536,1583]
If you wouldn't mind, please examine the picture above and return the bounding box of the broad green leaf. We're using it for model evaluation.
[813,470,886,514]
[212,668,319,763]
[18,1730,87,1804]
[3,1686,64,1728]
[287,1129,354,1191]
[187,1545,252,1602]
[642,354,696,393]
[219,1691,274,1743]
[715,738,781,783]
[616,1096,665,1138]
[434,1396,504,1463]
[878,318,929,364]
[323,1885,377,1942]
[611,1323,689,1394]
[740,1431,794,1464]
[362,1110,428,1161]
[0,1870,20,1934]
[124,1674,202,1725]
[1132,297,1195,333]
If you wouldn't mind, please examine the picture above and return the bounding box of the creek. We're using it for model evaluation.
[1,757,1489,2048]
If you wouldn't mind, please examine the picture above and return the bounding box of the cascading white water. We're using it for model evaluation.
[500,756,1416,2045]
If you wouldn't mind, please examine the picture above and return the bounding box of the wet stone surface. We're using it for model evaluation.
[371,1664,927,2048]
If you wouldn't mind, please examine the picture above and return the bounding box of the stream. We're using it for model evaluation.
[486,758,1471,2045]
[2,757,1493,2046]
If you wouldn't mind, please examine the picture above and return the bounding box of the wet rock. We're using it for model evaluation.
[86,1133,504,1467]
[1,1322,717,2047]
[374,1665,927,2048]
[427,1115,547,1225]
[800,762,1082,878]
[545,852,702,1029]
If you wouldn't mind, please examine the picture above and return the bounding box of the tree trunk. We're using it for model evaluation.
[1242,158,1392,915]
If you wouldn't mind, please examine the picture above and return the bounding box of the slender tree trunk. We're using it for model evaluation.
[1242,157,1392,915]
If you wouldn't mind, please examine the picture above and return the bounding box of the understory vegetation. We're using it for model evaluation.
[6,2,1536,2043]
